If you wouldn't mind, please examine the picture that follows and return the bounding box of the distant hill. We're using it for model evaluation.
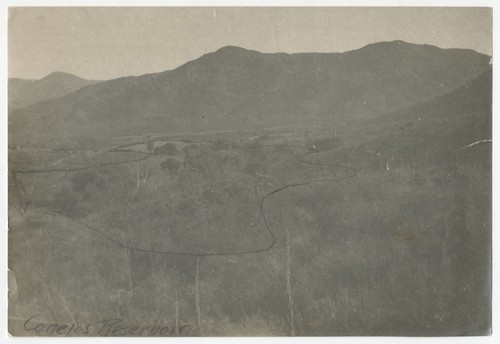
[8,72,101,111]
[9,41,491,149]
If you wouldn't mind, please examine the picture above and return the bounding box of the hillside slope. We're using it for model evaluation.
[346,66,492,170]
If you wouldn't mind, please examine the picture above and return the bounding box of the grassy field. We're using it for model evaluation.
[8,120,491,335]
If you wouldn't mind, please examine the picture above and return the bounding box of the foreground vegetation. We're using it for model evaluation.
[8,115,491,335]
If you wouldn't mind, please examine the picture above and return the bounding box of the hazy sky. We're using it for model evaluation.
[8,7,492,80]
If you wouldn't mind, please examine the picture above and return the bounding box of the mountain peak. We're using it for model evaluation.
[41,71,86,81]
[213,46,261,56]
[361,40,418,50]
[9,71,101,111]
[216,45,250,52]
[390,40,410,45]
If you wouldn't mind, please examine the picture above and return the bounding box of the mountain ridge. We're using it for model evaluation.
[9,41,491,149]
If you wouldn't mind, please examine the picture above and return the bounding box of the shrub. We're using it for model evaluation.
[161,158,181,177]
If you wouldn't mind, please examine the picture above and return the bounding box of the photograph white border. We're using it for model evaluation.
[0,1,497,343]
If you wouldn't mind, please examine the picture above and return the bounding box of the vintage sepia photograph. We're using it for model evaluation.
[7,6,492,337]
